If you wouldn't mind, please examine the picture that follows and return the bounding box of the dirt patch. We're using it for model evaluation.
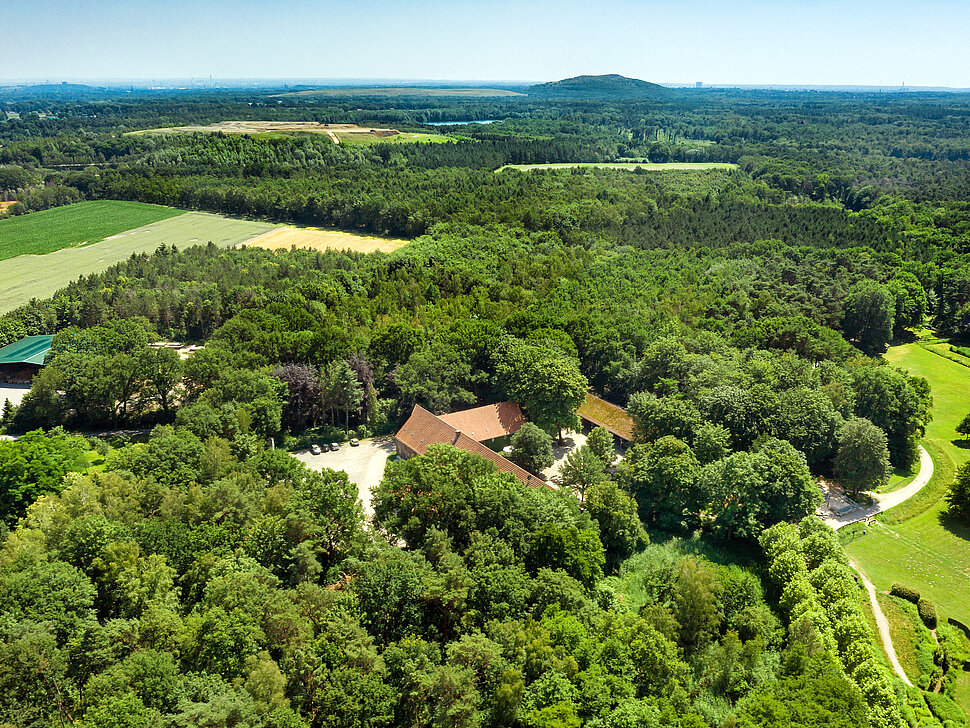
[244,227,409,255]
[273,87,525,98]
[133,121,402,140]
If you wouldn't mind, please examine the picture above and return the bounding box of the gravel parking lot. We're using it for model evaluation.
[290,436,396,517]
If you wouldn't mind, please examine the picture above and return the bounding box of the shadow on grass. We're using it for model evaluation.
[938,509,970,542]
[954,439,970,450]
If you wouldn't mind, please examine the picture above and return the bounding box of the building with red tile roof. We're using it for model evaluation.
[394,403,544,488]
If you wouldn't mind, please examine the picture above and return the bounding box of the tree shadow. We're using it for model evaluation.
[938,509,970,542]
[953,438,970,450]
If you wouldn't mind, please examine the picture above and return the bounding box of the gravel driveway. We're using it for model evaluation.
[290,436,396,517]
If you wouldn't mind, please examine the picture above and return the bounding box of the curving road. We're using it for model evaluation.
[823,445,933,530]
[826,446,933,687]
[851,558,913,686]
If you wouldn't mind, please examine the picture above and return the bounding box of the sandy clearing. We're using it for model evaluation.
[132,121,403,138]
[244,226,409,255]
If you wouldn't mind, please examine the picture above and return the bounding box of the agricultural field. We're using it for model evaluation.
[0,209,276,313]
[498,161,739,172]
[132,121,450,145]
[272,87,525,98]
[0,200,183,260]
[843,343,970,622]
[244,226,409,254]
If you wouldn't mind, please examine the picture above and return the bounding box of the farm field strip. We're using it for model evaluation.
[272,87,526,98]
[244,226,409,254]
[498,162,739,172]
[131,121,451,145]
[0,200,184,260]
[0,211,276,314]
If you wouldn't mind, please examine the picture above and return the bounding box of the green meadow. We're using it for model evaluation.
[843,343,970,622]
[0,200,183,261]
[0,208,277,313]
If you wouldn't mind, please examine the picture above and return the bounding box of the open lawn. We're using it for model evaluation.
[272,87,525,98]
[498,162,739,172]
[244,226,409,255]
[0,211,276,313]
[132,121,451,145]
[0,200,183,261]
[844,343,970,623]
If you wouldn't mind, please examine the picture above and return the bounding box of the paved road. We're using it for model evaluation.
[290,436,395,518]
[823,445,933,530]
[0,384,30,409]
[852,558,913,686]
[823,446,932,688]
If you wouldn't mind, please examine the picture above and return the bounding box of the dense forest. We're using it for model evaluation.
[1,84,970,727]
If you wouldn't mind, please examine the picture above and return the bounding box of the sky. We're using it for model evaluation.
[4,0,970,87]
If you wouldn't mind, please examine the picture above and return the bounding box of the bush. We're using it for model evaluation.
[922,691,968,726]
[891,583,921,603]
[918,597,938,629]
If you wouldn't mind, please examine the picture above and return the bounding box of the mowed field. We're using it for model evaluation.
[0,208,276,313]
[273,87,525,98]
[498,162,739,172]
[132,121,449,146]
[245,227,409,254]
[0,200,183,260]
[844,343,970,622]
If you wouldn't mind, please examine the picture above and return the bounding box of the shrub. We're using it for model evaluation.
[918,597,938,629]
[922,691,967,726]
[891,583,921,603]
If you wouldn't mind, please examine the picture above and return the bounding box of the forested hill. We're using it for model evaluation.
[528,74,670,99]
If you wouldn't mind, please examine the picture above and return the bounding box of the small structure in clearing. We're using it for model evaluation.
[577,392,635,443]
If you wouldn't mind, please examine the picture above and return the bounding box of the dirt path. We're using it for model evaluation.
[823,445,933,530]
[850,558,913,686]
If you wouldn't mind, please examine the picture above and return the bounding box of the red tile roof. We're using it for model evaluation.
[394,405,458,458]
[439,401,525,442]
[394,403,545,488]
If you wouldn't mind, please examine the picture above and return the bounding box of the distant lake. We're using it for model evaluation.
[424,119,500,126]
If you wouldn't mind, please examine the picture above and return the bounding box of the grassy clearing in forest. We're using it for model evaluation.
[131,121,451,145]
[0,211,276,313]
[0,200,183,260]
[244,226,409,254]
[273,87,526,98]
[843,343,970,623]
[498,161,738,172]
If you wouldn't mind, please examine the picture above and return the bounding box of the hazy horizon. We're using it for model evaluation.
[4,0,970,88]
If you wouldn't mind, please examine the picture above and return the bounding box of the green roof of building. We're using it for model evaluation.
[0,335,53,366]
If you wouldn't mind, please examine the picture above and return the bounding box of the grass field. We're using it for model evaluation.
[0,201,183,261]
[272,87,525,98]
[843,343,970,622]
[244,227,409,254]
[497,162,739,172]
[132,121,450,145]
[0,210,276,313]
[336,131,450,146]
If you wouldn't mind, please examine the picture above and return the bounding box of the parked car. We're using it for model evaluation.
[350,438,360,446]
[330,442,340,451]
[310,444,322,455]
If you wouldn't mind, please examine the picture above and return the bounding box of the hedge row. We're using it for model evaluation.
[918,597,938,629]
[891,582,920,603]
[760,517,903,728]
